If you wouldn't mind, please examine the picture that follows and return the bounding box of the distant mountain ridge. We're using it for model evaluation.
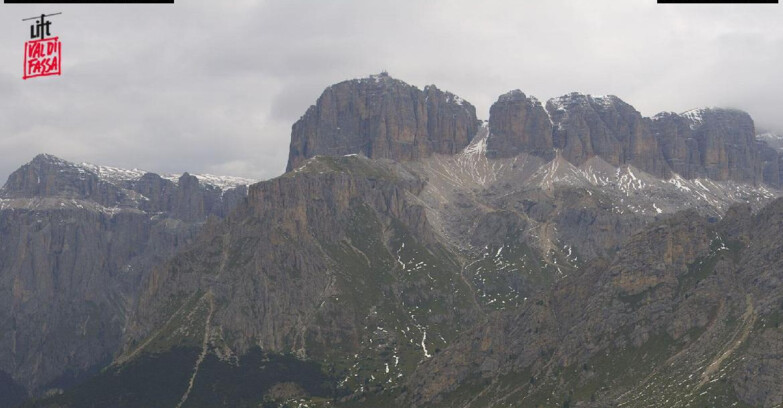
[289,74,782,188]
[1,154,254,221]
[4,153,254,194]
[757,129,783,152]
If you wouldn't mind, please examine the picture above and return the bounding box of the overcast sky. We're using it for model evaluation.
[1,0,782,183]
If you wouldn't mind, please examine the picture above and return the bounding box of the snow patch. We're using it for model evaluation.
[681,108,706,130]
[421,331,431,358]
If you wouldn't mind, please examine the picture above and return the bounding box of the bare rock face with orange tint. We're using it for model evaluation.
[286,73,479,171]
[486,90,553,159]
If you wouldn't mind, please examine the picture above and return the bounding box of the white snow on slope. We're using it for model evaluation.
[531,154,778,215]
[160,173,256,191]
[78,163,147,184]
[757,131,783,152]
[681,108,707,130]
[74,160,255,190]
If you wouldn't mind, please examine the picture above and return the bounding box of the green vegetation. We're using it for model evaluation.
[432,329,732,408]
[26,347,200,408]
[186,349,341,407]
[26,347,342,408]
[0,370,27,408]
[618,284,661,309]
[137,291,209,354]
[466,239,554,310]
[283,155,404,183]
[677,235,743,297]
[312,202,479,402]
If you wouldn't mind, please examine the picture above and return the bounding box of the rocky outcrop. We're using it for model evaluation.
[287,76,779,187]
[757,130,783,152]
[129,155,479,363]
[486,91,780,186]
[285,75,780,187]
[734,328,783,408]
[405,199,783,407]
[727,198,783,407]
[0,155,251,397]
[4,155,249,222]
[3,154,137,208]
[688,109,759,182]
[547,93,671,178]
[286,73,479,171]
[650,111,701,178]
[132,172,246,222]
[0,205,200,398]
[486,90,553,159]
[758,142,781,188]
[652,109,778,185]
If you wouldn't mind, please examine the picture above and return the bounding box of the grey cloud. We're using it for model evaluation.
[1,0,782,183]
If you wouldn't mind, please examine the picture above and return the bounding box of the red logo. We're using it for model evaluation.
[23,37,61,80]
[22,13,61,80]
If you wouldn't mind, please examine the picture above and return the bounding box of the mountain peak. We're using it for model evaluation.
[286,74,479,171]
[334,71,410,91]
[31,153,69,165]
[487,90,553,159]
[680,108,708,129]
[547,92,626,112]
[367,70,393,82]
[493,89,544,108]
[497,89,528,102]
[2,154,255,201]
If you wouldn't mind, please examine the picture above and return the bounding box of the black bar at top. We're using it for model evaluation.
[5,0,173,3]
[658,0,777,3]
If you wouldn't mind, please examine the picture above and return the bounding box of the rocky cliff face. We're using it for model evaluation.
[549,93,670,178]
[487,93,781,187]
[289,76,779,187]
[488,92,671,178]
[125,155,481,380]
[757,130,783,152]
[406,202,783,407]
[2,154,140,208]
[486,90,553,159]
[0,154,251,399]
[653,108,761,183]
[286,73,479,171]
[758,141,781,188]
[132,172,247,222]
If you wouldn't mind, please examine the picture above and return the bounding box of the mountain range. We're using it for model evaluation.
[2,72,782,407]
